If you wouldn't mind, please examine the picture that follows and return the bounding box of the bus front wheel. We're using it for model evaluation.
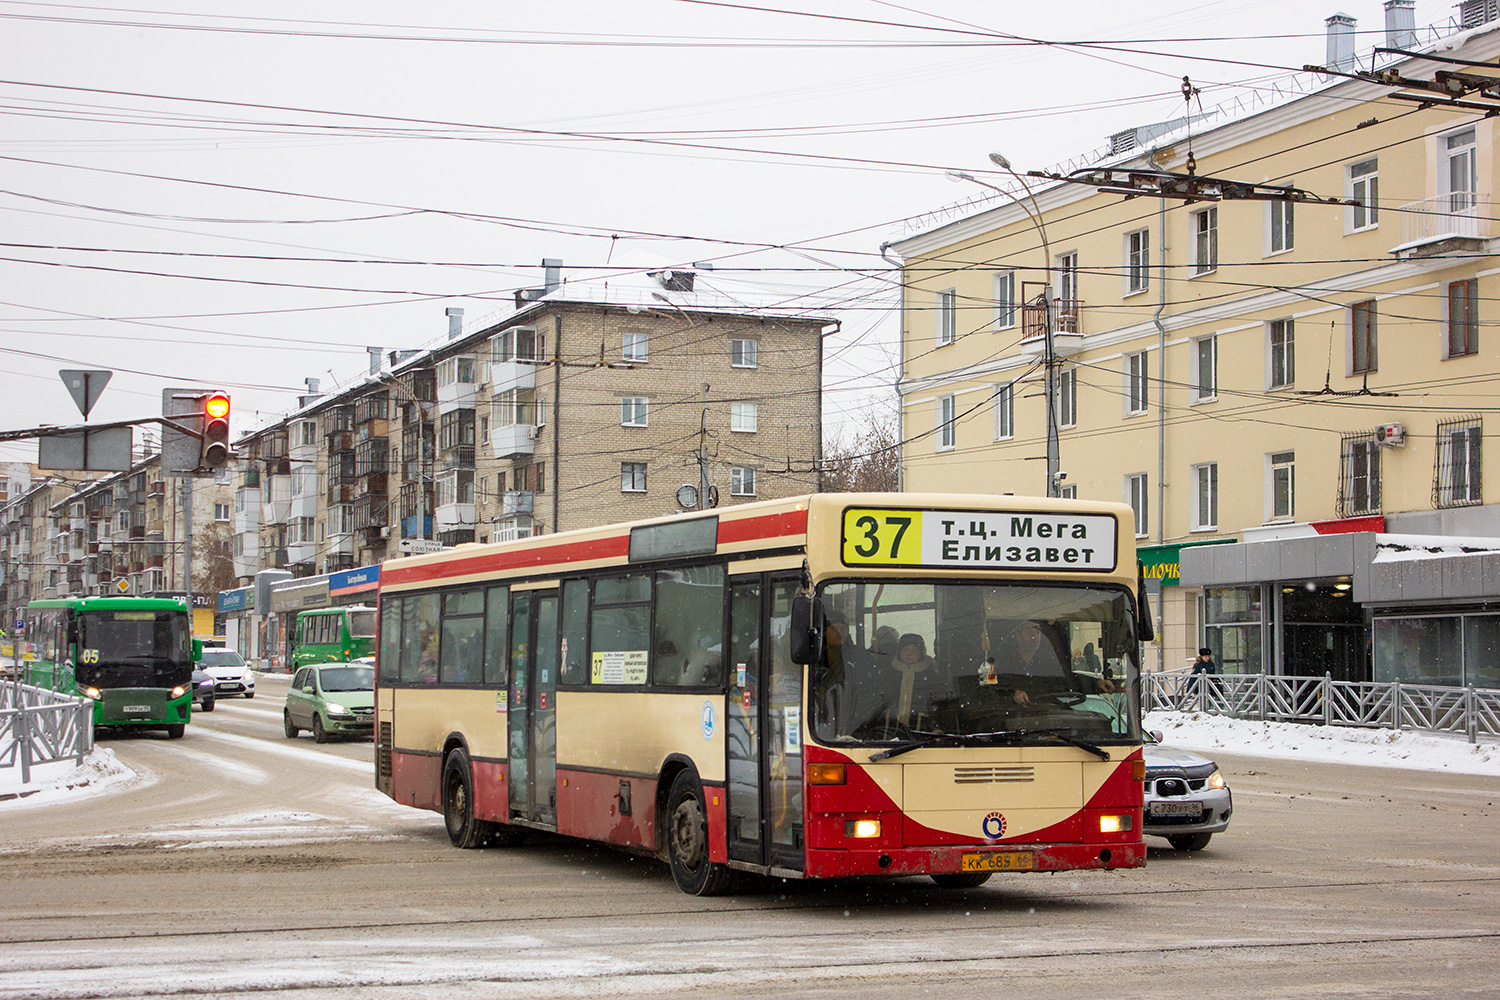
[443,748,495,849]
[665,771,734,896]
[166,724,185,739]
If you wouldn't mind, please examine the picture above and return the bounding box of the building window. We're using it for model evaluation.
[1194,335,1218,401]
[1269,319,1295,389]
[214,503,230,522]
[936,288,957,346]
[1056,367,1077,428]
[1270,450,1295,521]
[1192,462,1218,531]
[493,326,544,363]
[1447,279,1478,358]
[300,421,317,446]
[1125,350,1148,415]
[730,339,758,368]
[621,397,648,427]
[623,332,649,362]
[621,462,647,493]
[1338,431,1382,517]
[1125,229,1149,294]
[1350,300,1377,374]
[1348,158,1378,231]
[993,271,1016,330]
[730,466,757,496]
[1126,473,1148,538]
[1268,198,1294,254]
[1192,207,1218,274]
[1059,485,1077,499]
[936,394,956,451]
[1446,128,1477,213]
[730,402,758,433]
[1434,417,1482,507]
[994,382,1014,440]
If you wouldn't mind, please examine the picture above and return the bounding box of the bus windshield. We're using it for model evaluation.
[811,581,1140,745]
[77,609,192,688]
[348,610,376,638]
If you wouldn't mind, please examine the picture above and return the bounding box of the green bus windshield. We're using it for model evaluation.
[78,609,192,688]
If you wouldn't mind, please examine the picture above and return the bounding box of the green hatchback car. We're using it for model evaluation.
[284,660,375,743]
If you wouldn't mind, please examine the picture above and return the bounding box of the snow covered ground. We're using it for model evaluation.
[0,747,145,807]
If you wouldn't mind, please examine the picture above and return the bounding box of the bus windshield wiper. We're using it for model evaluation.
[869,728,1112,762]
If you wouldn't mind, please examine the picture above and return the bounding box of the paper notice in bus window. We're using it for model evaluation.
[783,706,802,754]
[841,507,1118,573]
[592,650,648,685]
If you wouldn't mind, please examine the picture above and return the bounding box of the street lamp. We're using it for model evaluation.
[947,155,1061,498]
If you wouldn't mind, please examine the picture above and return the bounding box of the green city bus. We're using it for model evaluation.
[292,606,376,670]
[22,596,199,738]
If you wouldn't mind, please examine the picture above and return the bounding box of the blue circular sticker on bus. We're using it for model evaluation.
[982,811,1006,840]
[701,701,717,741]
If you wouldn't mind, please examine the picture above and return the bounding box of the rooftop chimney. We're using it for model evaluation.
[1384,0,1417,49]
[298,377,323,409]
[366,346,383,375]
[1326,13,1357,74]
[542,258,562,292]
[1459,0,1497,28]
[388,349,420,368]
[445,307,465,341]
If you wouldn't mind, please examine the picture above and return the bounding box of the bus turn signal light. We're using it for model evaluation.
[845,819,881,838]
[1132,759,1147,781]
[807,762,846,785]
[1099,814,1133,834]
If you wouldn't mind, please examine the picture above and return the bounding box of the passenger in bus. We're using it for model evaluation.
[868,625,900,668]
[889,633,950,727]
[814,611,870,731]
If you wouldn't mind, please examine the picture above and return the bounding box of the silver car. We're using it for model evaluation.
[1142,731,1232,851]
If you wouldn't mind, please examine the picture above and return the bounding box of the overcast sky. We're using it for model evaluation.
[0,0,1464,466]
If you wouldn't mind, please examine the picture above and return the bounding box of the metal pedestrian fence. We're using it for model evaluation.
[1143,670,1500,743]
[0,680,94,786]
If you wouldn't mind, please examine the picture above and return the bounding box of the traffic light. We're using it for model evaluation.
[201,392,231,467]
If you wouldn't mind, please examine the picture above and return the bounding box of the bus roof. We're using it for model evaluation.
[296,605,375,615]
[28,596,191,612]
[380,492,1138,594]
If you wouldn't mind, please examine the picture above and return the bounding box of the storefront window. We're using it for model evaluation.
[1373,617,1461,686]
[1463,615,1500,689]
[1204,586,1262,674]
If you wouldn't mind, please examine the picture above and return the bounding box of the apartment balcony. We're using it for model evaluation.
[241,467,260,489]
[435,502,475,534]
[233,509,259,534]
[501,490,534,516]
[129,524,145,540]
[1019,297,1085,357]
[1395,193,1491,255]
[326,552,356,572]
[440,446,476,472]
[491,423,537,459]
[326,532,357,557]
[326,429,354,455]
[437,380,478,411]
[269,548,290,569]
[287,541,317,567]
[356,472,389,500]
[494,516,534,543]
[490,360,536,395]
[232,554,258,578]
[290,493,318,520]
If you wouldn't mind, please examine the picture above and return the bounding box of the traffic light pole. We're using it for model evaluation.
[182,477,193,598]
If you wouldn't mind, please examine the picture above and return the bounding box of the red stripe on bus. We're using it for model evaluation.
[716,508,807,545]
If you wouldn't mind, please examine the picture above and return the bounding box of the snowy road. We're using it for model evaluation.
[2,676,1498,999]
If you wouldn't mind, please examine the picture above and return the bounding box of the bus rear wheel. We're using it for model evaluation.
[166,724,185,739]
[930,873,992,889]
[665,771,734,896]
[443,748,496,849]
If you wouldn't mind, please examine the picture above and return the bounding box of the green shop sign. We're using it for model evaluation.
[1137,539,1234,586]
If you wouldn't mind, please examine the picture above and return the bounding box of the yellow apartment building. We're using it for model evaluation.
[891,7,1500,689]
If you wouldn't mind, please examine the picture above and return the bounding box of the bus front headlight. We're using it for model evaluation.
[84,686,101,700]
[171,685,186,698]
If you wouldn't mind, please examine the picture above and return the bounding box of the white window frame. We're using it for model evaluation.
[730,466,757,496]
[1269,450,1295,522]
[621,397,648,427]
[1055,252,1079,303]
[994,382,1014,441]
[993,271,1016,330]
[936,394,956,451]
[1126,473,1148,538]
[1191,207,1218,275]
[622,332,649,362]
[1193,335,1218,402]
[1191,462,1219,531]
[1269,319,1295,389]
[1445,127,1478,213]
[1125,350,1148,416]
[621,462,647,494]
[936,288,957,346]
[1343,436,1382,516]
[1348,158,1379,232]
[1056,368,1078,429]
[1124,228,1150,295]
[214,503,230,522]
[730,402,758,433]
[1266,198,1294,256]
[730,338,758,368]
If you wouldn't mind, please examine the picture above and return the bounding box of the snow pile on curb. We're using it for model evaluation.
[1146,710,1500,776]
[0,748,141,808]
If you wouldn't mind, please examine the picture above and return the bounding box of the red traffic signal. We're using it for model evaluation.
[201,392,231,467]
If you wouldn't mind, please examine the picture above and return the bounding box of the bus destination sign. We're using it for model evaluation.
[841,507,1118,572]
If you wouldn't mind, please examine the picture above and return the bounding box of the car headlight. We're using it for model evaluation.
[325,702,347,714]
[244,669,254,681]
[1206,769,1226,790]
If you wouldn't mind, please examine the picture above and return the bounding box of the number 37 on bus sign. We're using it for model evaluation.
[841,507,1118,572]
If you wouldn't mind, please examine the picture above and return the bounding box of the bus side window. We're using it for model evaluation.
[484,586,510,687]
[378,598,401,685]
[559,579,588,685]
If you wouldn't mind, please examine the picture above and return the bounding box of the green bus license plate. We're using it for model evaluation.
[1149,801,1203,817]
[961,851,1035,872]
[123,705,150,713]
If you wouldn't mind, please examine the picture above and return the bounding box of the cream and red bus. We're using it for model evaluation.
[375,493,1149,894]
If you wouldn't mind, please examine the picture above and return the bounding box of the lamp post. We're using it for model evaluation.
[947,155,1061,498]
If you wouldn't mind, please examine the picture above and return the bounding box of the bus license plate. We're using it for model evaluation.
[1149,801,1204,817]
[961,851,1034,873]
[123,705,150,714]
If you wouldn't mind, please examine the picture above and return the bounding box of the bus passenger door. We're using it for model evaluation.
[508,590,559,827]
[725,574,804,871]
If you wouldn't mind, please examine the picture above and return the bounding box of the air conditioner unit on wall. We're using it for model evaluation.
[1377,423,1406,447]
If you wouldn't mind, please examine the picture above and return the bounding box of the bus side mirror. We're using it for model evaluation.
[789,595,825,666]
[1136,564,1155,643]
[192,638,203,663]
